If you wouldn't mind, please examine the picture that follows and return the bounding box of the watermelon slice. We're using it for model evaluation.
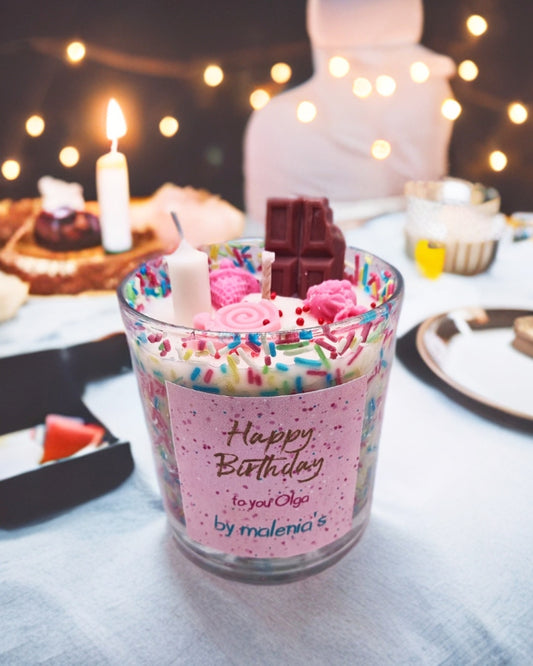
[40,414,106,464]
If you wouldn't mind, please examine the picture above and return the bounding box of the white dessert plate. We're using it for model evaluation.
[416,308,533,422]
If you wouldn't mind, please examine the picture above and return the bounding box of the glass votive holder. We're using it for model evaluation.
[405,178,504,275]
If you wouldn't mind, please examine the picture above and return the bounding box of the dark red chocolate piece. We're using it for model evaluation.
[34,207,102,251]
[265,197,345,297]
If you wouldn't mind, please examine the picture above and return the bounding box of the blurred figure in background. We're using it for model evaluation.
[244,0,455,225]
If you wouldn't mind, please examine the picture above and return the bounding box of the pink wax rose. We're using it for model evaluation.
[209,259,260,308]
[304,279,367,323]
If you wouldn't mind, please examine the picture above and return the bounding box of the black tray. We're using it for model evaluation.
[0,333,134,527]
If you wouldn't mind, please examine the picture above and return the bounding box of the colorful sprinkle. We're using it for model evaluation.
[313,343,331,369]
[294,357,323,367]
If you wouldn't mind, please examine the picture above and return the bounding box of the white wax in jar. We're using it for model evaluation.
[166,239,212,327]
[96,150,133,253]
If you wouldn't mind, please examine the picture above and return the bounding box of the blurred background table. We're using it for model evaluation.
[1,213,532,665]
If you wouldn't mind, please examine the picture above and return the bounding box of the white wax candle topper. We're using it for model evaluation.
[96,98,133,253]
[166,212,212,327]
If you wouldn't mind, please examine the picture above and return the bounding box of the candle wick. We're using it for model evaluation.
[111,138,118,152]
[170,211,184,240]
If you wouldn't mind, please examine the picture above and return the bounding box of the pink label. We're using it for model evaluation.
[166,377,367,558]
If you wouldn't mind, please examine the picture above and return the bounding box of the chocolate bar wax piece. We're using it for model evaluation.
[300,198,334,255]
[265,198,301,256]
[265,196,346,298]
[271,256,299,298]
[299,198,345,296]
[299,256,342,295]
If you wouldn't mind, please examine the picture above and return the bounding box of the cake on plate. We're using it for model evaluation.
[0,178,245,296]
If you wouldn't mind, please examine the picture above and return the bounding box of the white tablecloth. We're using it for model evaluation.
[1,214,532,665]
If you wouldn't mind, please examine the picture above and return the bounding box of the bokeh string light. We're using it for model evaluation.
[371,140,392,160]
[352,77,373,99]
[466,14,488,37]
[159,116,179,137]
[441,98,462,121]
[25,115,45,137]
[457,60,478,82]
[203,64,224,87]
[249,89,271,111]
[328,56,350,78]
[489,150,508,172]
[410,61,430,84]
[296,100,317,123]
[58,146,80,168]
[508,103,528,125]
[65,40,86,64]
[1,160,21,180]
[375,75,397,97]
[270,62,292,84]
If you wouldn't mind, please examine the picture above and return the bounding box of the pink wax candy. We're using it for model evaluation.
[209,259,260,308]
[193,299,281,332]
[304,279,367,323]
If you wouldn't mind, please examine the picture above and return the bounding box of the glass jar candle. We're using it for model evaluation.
[118,240,403,583]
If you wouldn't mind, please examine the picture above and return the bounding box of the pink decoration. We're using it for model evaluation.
[209,259,260,308]
[194,299,281,332]
[192,312,214,330]
[304,279,367,323]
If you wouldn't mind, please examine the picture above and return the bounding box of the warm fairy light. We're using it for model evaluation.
[458,60,479,81]
[66,41,86,63]
[203,64,224,87]
[410,61,430,83]
[296,101,317,123]
[25,115,45,137]
[375,75,396,97]
[328,56,350,78]
[441,98,462,120]
[371,140,391,160]
[352,77,372,98]
[270,62,292,84]
[508,102,528,124]
[1,159,20,180]
[489,150,507,171]
[106,98,127,143]
[466,15,488,36]
[59,146,80,167]
[159,116,179,137]
[249,88,270,110]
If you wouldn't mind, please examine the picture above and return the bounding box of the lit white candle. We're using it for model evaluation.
[166,212,212,327]
[96,98,133,253]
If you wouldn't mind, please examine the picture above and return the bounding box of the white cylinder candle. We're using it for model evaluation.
[96,99,133,253]
[166,237,212,327]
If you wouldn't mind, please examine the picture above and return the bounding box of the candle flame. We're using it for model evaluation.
[106,98,127,147]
